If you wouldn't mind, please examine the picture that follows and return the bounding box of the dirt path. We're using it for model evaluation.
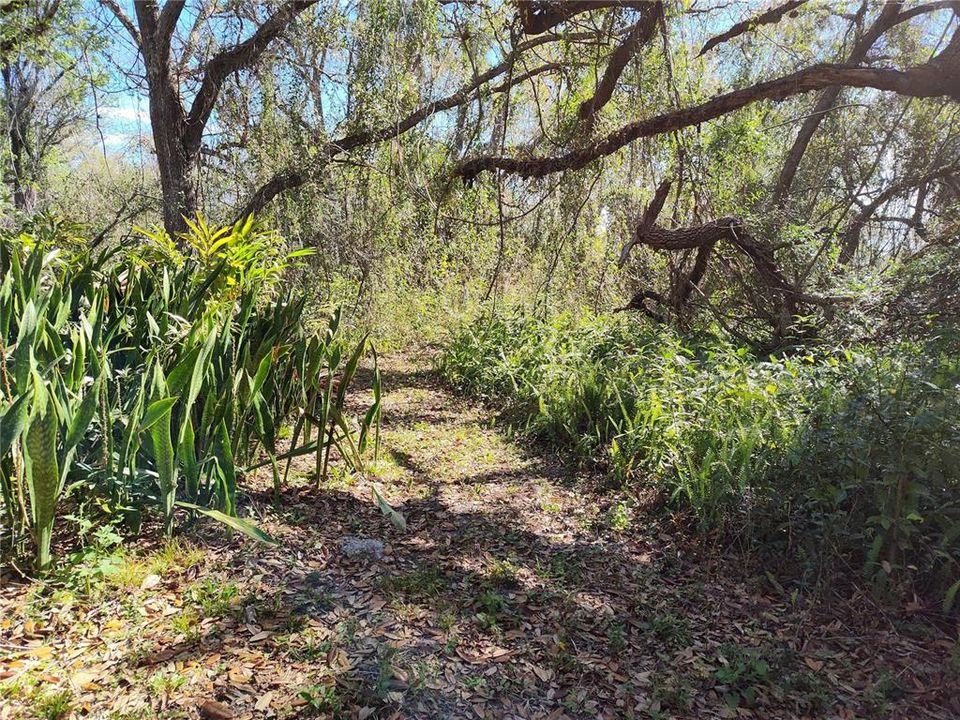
[2,354,958,719]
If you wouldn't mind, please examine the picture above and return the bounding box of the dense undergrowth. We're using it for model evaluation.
[0,215,380,572]
[437,311,960,609]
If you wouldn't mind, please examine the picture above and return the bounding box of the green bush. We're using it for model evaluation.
[0,215,379,570]
[438,311,960,606]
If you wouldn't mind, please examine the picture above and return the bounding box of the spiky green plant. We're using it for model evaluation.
[0,214,380,570]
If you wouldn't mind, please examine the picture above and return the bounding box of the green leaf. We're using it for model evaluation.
[0,391,32,458]
[176,502,278,546]
[140,397,179,433]
[944,579,960,614]
[148,398,177,536]
[249,351,273,399]
[64,376,102,455]
[373,487,406,532]
[23,383,60,571]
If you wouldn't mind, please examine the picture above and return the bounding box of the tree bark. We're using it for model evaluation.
[103,0,315,235]
[577,4,661,132]
[456,44,960,182]
[2,63,37,212]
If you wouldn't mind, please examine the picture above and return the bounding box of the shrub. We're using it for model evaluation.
[438,310,960,606]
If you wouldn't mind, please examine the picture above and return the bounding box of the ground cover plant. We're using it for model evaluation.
[438,311,960,606]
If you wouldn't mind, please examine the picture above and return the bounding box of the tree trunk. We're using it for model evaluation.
[2,62,38,213]
[136,2,196,236]
[142,59,195,235]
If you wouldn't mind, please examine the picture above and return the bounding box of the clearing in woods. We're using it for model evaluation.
[1,354,957,719]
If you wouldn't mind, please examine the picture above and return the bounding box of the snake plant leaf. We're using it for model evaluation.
[64,374,102,455]
[249,352,273,399]
[180,415,200,501]
[147,397,177,536]
[175,503,279,546]
[0,391,32,458]
[373,487,406,532]
[214,420,236,516]
[23,382,60,571]
[337,334,368,407]
[140,397,179,433]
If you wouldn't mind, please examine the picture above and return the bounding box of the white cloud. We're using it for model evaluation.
[99,104,149,124]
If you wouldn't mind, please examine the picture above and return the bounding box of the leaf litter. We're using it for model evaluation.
[2,354,959,719]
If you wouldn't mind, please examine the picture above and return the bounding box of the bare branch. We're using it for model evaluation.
[155,0,185,52]
[839,164,957,264]
[516,1,646,35]
[183,1,317,155]
[698,0,808,57]
[772,1,960,205]
[99,0,140,48]
[237,34,585,217]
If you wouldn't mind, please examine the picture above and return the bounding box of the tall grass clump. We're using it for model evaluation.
[0,215,379,571]
[438,311,960,607]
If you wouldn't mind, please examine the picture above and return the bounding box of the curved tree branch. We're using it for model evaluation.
[183,1,316,156]
[577,3,661,130]
[772,1,960,205]
[838,164,957,264]
[456,49,960,182]
[516,1,645,35]
[698,0,808,57]
[236,34,586,217]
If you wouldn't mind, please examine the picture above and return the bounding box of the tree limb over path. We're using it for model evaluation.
[455,43,960,182]
[237,31,590,218]
[516,1,646,35]
[577,3,662,130]
[771,1,960,206]
[698,0,808,57]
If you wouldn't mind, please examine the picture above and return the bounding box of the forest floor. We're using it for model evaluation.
[2,353,959,720]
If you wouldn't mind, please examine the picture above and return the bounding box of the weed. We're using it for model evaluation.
[862,669,904,714]
[336,617,360,646]
[609,501,632,533]
[475,588,507,630]
[381,564,444,597]
[646,674,692,716]
[170,610,201,643]
[463,675,486,691]
[185,579,239,618]
[713,644,773,708]
[487,557,521,588]
[641,612,693,649]
[437,609,456,632]
[374,644,398,698]
[607,621,627,656]
[298,684,341,716]
[31,688,74,720]
[291,630,333,662]
[147,671,186,697]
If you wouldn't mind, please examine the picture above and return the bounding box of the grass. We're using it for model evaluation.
[184,579,241,618]
[380,563,445,598]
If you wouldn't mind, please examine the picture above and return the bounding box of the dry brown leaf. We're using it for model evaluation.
[254,692,273,711]
[198,699,234,720]
[140,574,162,590]
[531,665,553,683]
